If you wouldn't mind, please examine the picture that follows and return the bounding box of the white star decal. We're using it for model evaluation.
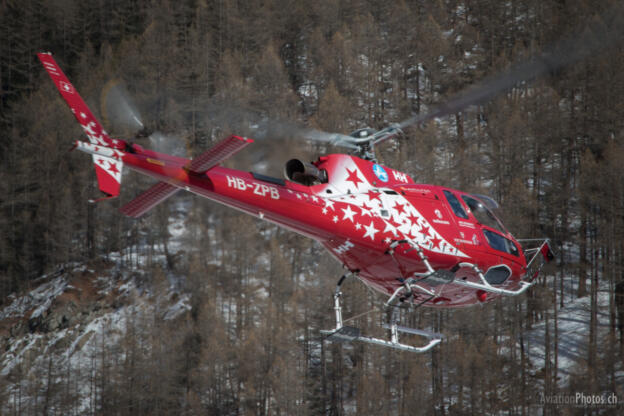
[384,237,392,244]
[360,206,371,217]
[363,221,379,241]
[83,123,95,136]
[333,215,338,223]
[324,198,335,210]
[80,112,86,119]
[383,222,398,236]
[322,208,328,215]
[311,195,318,202]
[355,223,362,230]
[296,193,302,199]
[341,205,356,222]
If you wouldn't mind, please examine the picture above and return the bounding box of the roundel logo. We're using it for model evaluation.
[372,164,389,182]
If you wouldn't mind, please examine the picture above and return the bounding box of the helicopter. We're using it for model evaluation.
[38,47,560,353]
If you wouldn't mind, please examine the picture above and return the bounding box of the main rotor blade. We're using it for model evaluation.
[296,128,359,150]
[399,4,624,129]
[202,100,359,149]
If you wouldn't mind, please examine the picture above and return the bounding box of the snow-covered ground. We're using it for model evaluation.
[1,197,620,412]
[524,278,621,387]
[0,200,196,413]
[0,196,290,413]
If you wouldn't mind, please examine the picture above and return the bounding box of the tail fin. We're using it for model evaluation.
[38,52,124,197]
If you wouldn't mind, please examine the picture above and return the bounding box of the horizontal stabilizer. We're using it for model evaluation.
[120,182,179,218]
[187,135,253,174]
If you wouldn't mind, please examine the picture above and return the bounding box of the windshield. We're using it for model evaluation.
[461,195,506,233]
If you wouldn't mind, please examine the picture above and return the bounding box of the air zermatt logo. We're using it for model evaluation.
[372,164,389,182]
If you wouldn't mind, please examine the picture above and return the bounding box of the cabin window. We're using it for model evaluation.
[443,190,468,219]
[482,229,519,256]
[461,195,504,232]
[484,265,512,285]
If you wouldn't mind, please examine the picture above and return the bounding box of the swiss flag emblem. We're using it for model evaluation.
[60,81,74,94]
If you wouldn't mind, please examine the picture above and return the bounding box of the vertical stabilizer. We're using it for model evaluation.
[38,52,124,197]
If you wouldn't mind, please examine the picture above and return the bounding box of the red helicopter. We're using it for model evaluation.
[38,52,554,353]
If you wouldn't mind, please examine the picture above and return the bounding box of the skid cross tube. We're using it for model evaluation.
[386,277,435,307]
[320,272,443,353]
[386,240,438,304]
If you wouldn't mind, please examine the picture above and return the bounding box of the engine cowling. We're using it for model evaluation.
[284,159,327,185]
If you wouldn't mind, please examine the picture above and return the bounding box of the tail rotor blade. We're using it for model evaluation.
[101,80,145,134]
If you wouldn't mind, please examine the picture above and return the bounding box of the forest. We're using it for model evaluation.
[1,0,623,414]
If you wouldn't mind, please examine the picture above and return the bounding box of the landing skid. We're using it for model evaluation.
[320,273,443,353]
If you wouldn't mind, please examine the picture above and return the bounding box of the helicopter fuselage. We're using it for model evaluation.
[77,139,528,308]
[38,49,531,310]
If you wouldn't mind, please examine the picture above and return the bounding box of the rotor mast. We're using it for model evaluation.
[329,125,404,161]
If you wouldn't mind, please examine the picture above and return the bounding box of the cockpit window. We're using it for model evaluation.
[461,195,505,233]
[482,229,519,256]
[443,190,468,219]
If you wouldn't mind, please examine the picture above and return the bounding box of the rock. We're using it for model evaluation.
[75,330,94,352]
[52,334,72,351]
[10,321,24,337]
[28,315,42,332]
[43,301,77,332]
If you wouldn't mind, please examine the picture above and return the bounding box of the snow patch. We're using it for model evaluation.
[163,294,191,320]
